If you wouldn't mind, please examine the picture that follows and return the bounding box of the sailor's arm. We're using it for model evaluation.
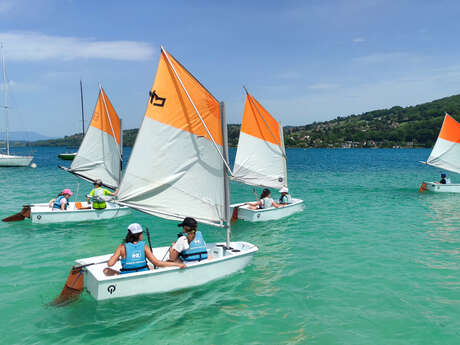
[145,245,185,269]
[107,245,123,267]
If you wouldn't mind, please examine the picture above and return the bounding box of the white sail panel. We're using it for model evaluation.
[116,48,225,226]
[427,137,460,174]
[426,114,460,174]
[232,93,286,189]
[68,89,121,189]
[117,120,224,225]
[233,132,286,189]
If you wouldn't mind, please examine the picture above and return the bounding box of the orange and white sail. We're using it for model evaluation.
[117,47,227,226]
[67,87,122,189]
[232,91,287,189]
[425,113,460,173]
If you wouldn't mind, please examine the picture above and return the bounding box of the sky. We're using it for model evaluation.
[1,0,460,137]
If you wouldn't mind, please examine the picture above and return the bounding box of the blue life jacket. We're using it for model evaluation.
[53,195,68,210]
[120,241,149,274]
[279,194,292,204]
[179,231,208,262]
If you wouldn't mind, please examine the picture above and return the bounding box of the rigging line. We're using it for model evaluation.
[161,47,233,175]
[99,84,122,161]
[243,86,286,159]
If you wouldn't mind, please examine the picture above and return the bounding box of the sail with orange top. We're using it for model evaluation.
[424,113,460,174]
[65,87,122,189]
[116,47,228,226]
[232,89,287,189]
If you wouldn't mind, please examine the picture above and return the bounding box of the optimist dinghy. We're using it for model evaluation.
[53,47,258,303]
[230,89,304,221]
[3,87,130,223]
[419,113,460,193]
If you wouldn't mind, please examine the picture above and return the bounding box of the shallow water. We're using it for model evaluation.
[0,147,459,345]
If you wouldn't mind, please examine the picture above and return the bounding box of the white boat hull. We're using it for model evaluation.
[0,154,33,167]
[30,201,131,224]
[230,198,304,222]
[422,181,460,193]
[76,241,258,301]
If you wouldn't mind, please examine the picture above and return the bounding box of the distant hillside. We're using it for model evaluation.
[23,93,460,148]
[29,129,139,147]
[0,131,52,141]
[285,94,460,148]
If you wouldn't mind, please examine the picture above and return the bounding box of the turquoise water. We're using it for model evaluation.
[1,147,459,345]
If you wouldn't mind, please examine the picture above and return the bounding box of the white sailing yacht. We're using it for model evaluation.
[0,45,33,167]
[230,89,304,221]
[3,86,130,223]
[55,47,258,302]
[419,113,460,193]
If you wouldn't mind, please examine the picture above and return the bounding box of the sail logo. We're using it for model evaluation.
[149,90,166,107]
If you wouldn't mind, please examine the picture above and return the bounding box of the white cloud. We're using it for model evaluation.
[0,31,155,61]
[352,37,366,43]
[309,83,340,90]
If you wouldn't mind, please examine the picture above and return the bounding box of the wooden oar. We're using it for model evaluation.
[419,182,427,193]
[2,205,31,222]
[51,260,107,306]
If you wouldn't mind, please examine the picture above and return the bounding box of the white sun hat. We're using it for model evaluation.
[279,186,289,193]
[128,223,143,234]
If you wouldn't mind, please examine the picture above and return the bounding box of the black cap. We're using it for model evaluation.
[177,217,197,228]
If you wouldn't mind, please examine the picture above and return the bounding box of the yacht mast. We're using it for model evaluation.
[80,80,85,136]
[1,44,9,155]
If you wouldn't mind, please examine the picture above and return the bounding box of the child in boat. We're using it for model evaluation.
[278,186,292,205]
[50,189,73,210]
[104,223,185,276]
[245,189,281,210]
[439,173,451,184]
[168,217,209,262]
[87,179,117,209]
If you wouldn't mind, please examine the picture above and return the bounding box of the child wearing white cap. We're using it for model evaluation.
[103,223,186,276]
[278,186,292,205]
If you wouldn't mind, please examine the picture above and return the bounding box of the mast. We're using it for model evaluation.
[220,101,231,248]
[279,121,288,187]
[1,44,9,155]
[80,80,85,135]
[119,118,123,184]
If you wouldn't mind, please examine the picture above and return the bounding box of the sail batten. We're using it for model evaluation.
[67,88,122,189]
[425,113,460,175]
[117,48,225,227]
[233,92,287,189]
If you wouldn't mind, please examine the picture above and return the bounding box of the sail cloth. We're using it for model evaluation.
[67,88,122,190]
[426,113,460,174]
[116,48,225,227]
[232,92,287,189]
